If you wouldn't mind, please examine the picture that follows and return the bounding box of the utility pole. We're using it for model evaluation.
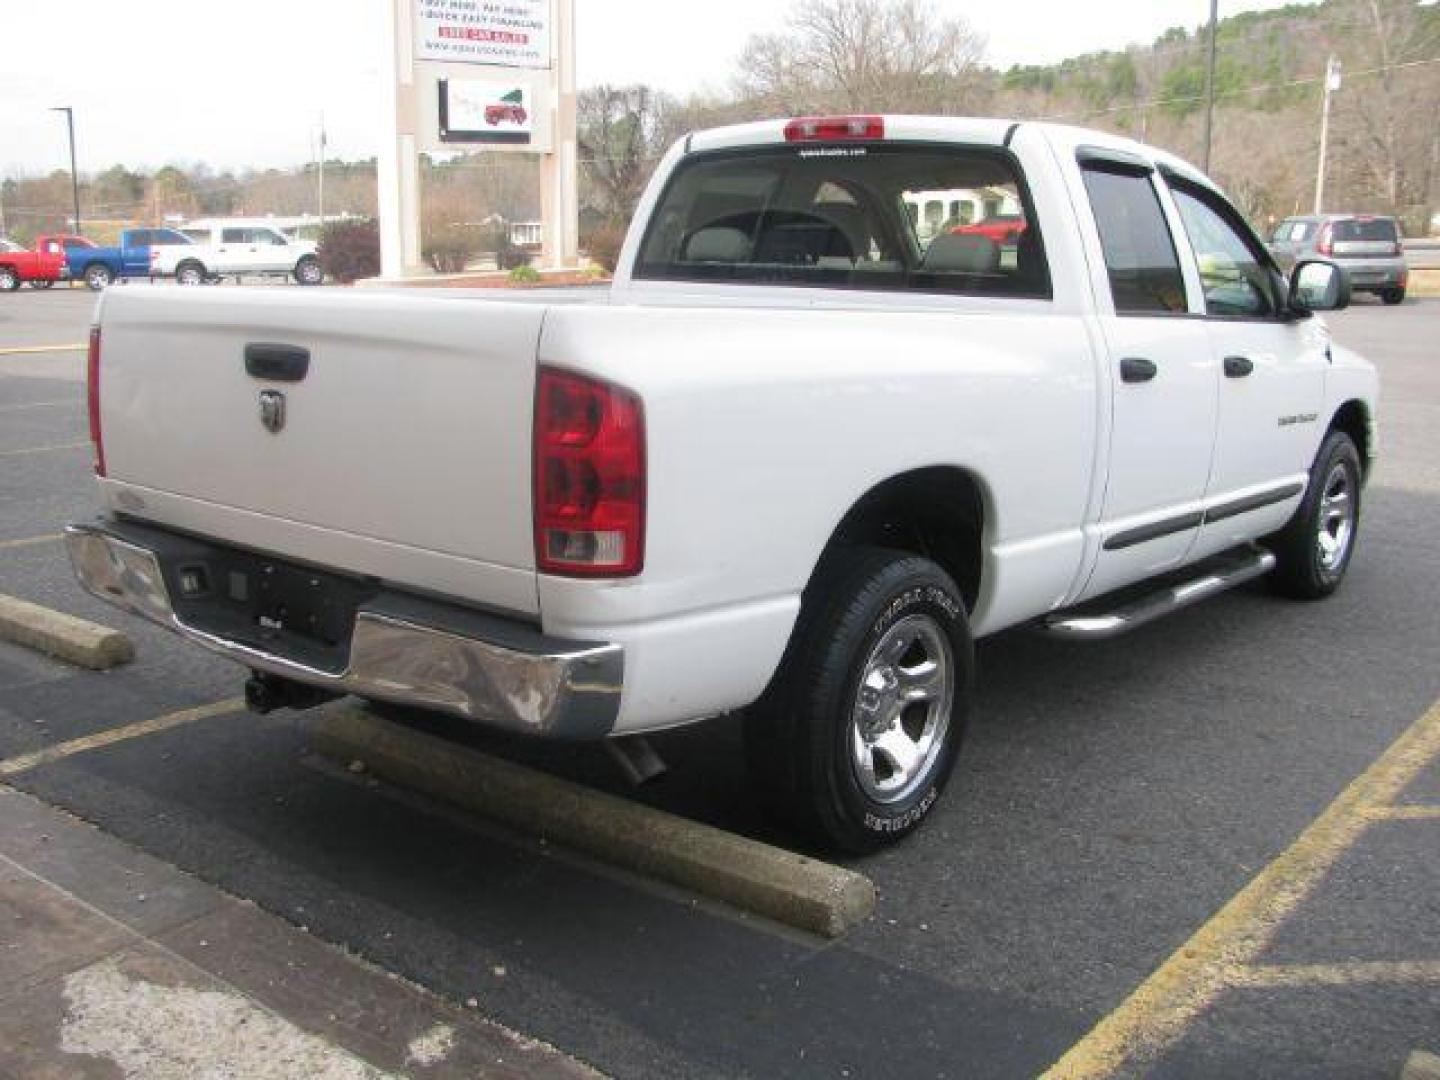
[1314,56,1342,214]
[317,113,327,229]
[1202,0,1219,173]
[50,106,81,234]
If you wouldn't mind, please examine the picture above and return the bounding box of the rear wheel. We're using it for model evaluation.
[1381,287,1406,305]
[0,267,19,292]
[175,260,206,286]
[744,547,972,854]
[293,256,323,286]
[1266,430,1363,599]
[84,263,114,290]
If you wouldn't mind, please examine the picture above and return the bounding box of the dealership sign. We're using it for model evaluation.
[414,0,551,69]
[440,80,533,145]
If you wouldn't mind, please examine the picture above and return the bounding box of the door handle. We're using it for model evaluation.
[1120,357,1158,384]
[245,343,310,382]
[1224,355,1255,378]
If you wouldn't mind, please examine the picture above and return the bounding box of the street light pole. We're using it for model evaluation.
[1314,56,1342,215]
[50,106,81,235]
[1202,0,1219,174]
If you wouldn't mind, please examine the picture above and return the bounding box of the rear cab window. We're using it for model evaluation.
[634,144,1051,299]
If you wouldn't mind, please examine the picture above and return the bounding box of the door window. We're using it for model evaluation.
[1080,166,1187,314]
[222,228,253,244]
[255,229,288,246]
[1170,185,1281,319]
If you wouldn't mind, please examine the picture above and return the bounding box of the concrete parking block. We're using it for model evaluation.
[0,593,134,670]
[311,706,877,938]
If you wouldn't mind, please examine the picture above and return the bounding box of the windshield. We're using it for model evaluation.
[1333,218,1398,242]
[634,144,1050,298]
[0,239,21,253]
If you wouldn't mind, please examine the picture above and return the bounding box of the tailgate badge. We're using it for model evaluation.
[258,390,286,434]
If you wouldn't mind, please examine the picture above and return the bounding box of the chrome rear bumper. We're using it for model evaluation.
[65,521,623,738]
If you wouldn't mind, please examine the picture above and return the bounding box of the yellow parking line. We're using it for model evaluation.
[0,344,86,356]
[1043,697,1440,1079]
[0,441,87,458]
[0,534,63,551]
[1231,961,1440,988]
[0,399,80,412]
[1364,805,1440,821]
[0,698,244,779]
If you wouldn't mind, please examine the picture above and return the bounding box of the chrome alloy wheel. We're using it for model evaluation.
[1316,462,1355,572]
[850,613,954,804]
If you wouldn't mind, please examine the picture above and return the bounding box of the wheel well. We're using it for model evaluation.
[1330,400,1372,478]
[821,467,986,612]
[82,260,109,274]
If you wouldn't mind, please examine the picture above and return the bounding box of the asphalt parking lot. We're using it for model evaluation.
[2,285,1437,1078]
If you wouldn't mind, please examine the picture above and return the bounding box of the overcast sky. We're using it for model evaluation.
[0,0,1318,176]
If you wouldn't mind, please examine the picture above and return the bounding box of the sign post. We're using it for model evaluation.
[378,0,577,279]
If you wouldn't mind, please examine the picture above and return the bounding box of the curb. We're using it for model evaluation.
[311,707,876,938]
[0,594,134,670]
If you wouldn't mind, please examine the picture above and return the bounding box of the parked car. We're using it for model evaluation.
[36,229,195,290]
[0,238,65,290]
[951,213,1028,243]
[68,115,1376,852]
[152,223,322,285]
[1269,214,1408,304]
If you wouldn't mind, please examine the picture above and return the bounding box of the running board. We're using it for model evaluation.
[1042,546,1276,641]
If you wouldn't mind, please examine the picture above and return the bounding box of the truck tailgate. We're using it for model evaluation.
[96,286,543,616]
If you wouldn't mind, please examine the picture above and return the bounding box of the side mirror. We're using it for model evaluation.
[1289,259,1351,314]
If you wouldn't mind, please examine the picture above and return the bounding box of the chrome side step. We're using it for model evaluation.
[1042,546,1276,641]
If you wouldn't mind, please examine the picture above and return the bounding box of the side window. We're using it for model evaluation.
[257,229,287,246]
[182,229,209,243]
[127,230,151,247]
[222,228,251,244]
[1081,165,1187,314]
[1169,185,1279,319]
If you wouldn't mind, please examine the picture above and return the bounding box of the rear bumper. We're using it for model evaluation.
[1333,258,1408,290]
[65,519,623,739]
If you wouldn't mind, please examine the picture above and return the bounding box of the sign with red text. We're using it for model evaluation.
[414,0,551,70]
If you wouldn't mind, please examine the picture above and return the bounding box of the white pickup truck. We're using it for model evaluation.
[153,221,323,286]
[68,116,1376,852]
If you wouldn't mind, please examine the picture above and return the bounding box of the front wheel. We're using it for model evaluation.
[294,256,323,286]
[1381,287,1406,306]
[84,263,114,290]
[744,547,972,854]
[175,261,206,286]
[0,268,19,292]
[1266,430,1363,599]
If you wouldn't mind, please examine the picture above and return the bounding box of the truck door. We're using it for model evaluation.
[1073,153,1218,601]
[1162,175,1328,560]
[120,230,150,277]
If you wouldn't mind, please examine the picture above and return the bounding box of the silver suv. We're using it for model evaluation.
[1269,214,1408,305]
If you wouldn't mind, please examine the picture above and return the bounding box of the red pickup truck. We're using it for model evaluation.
[0,238,66,291]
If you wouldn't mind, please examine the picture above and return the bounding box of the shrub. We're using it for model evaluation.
[508,263,541,285]
[316,219,380,284]
[423,223,485,274]
[581,221,627,273]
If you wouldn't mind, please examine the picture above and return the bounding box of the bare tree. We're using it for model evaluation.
[736,0,987,115]
[577,85,676,224]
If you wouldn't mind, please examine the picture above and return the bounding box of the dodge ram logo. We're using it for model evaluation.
[258,390,286,434]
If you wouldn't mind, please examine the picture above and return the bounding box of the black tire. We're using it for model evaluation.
[1266,430,1363,600]
[744,546,973,854]
[293,256,323,286]
[0,267,19,292]
[175,260,206,286]
[1381,288,1406,306]
[83,263,114,291]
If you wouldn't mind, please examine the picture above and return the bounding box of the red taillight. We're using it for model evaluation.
[783,115,885,142]
[534,368,645,577]
[86,326,105,477]
[1316,224,1333,257]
